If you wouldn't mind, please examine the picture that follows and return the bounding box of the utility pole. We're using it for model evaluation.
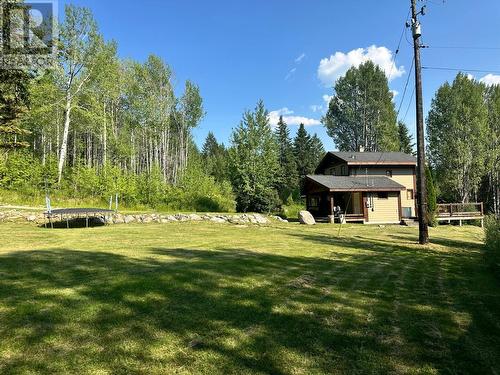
[410,0,429,244]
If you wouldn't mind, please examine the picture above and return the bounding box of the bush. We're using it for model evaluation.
[484,215,500,277]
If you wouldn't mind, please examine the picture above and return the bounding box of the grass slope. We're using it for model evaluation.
[0,222,498,374]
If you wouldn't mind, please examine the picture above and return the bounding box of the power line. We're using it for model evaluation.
[427,46,500,50]
[396,57,414,118]
[401,87,415,124]
[422,66,500,74]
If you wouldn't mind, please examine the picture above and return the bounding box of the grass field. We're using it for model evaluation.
[0,221,499,374]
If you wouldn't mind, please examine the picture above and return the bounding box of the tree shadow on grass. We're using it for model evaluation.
[0,240,499,374]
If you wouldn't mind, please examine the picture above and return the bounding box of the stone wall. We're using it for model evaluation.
[0,210,289,226]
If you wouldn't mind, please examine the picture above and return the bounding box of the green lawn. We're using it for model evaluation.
[0,222,498,374]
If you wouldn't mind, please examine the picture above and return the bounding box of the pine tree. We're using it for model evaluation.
[310,133,325,168]
[294,123,312,180]
[398,121,415,154]
[275,116,298,203]
[0,70,31,149]
[323,61,399,152]
[202,132,229,183]
[229,100,280,212]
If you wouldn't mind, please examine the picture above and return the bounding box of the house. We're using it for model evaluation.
[304,151,417,224]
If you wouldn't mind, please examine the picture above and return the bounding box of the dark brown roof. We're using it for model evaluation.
[306,175,406,192]
[326,152,416,165]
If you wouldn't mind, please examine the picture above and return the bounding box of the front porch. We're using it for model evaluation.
[306,191,366,223]
[304,175,409,224]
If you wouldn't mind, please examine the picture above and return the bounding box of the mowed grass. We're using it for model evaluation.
[0,221,499,374]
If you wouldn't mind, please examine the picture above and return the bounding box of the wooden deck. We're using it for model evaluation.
[436,203,484,226]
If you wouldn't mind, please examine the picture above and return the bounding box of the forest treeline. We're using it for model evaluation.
[0,5,498,215]
[0,4,325,213]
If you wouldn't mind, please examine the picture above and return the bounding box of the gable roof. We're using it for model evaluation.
[331,152,416,165]
[306,175,406,192]
[316,152,416,172]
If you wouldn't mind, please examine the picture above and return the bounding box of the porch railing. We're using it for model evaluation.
[436,203,483,218]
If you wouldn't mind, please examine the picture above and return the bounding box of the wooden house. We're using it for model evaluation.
[304,152,417,224]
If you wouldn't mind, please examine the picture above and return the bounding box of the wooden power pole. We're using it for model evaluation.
[410,0,429,244]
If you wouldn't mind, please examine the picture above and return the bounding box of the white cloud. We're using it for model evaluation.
[479,73,500,86]
[390,90,399,102]
[295,53,306,63]
[322,94,333,106]
[285,67,297,81]
[269,108,321,127]
[317,45,405,86]
[310,95,334,114]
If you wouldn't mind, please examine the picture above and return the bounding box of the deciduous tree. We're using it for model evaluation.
[322,61,398,152]
[229,100,279,212]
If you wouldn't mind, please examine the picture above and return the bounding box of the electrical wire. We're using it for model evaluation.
[396,58,414,118]
[422,66,500,74]
[427,46,500,50]
[402,87,415,124]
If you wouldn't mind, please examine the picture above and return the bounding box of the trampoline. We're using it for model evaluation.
[44,208,115,228]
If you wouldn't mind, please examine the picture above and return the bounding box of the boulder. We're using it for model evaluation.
[272,215,288,223]
[298,211,315,225]
[252,214,269,224]
[142,215,153,223]
[124,215,135,224]
[188,214,203,221]
[210,216,227,224]
[175,214,189,222]
[26,215,38,222]
[112,214,125,224]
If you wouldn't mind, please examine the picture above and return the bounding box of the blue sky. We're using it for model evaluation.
[60,0,500,150]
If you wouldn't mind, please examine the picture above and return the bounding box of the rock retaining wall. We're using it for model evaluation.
[0,210,289,226]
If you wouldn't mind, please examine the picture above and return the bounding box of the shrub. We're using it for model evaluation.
[484,215,500,277]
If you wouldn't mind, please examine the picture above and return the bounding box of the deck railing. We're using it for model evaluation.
[436,203,483,218]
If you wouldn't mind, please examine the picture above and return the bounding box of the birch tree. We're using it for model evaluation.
[57,5,100,183]
[427,73,489,203]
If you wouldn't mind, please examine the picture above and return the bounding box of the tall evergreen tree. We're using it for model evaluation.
[322,61,399,152]
[427,73,490,203]
[293,124,325,191]
[202,132,229,183]
[229,100,280,212]
[275,116,298,202]
[310,133,325,168]
[0,70,31,149]
[398,121,415,154]
[294,123,313,180]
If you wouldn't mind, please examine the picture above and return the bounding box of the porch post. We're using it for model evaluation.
[363,193,369,223]
[329,193,335,216]
[398,192,402,222]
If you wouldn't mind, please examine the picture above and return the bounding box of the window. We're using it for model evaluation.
[310,196,320,207]
[386,170,393,177]
[377,192,389,199]
[407,189,414,200]
[341,165,346,175]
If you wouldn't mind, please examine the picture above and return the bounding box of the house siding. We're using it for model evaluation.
[367,192,401,223]
[350,166,416,217]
